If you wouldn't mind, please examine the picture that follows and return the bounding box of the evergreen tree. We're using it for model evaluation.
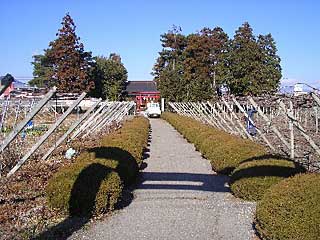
[228,22,263,95]
[29,49,54,87]
[48,13,94,93]
[153,26,188,101]
[257,33,282,94]
[184,27,230,101]
[153,22,282,99]
[91,55,127,100]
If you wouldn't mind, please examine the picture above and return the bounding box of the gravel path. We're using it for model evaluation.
[70,119,256,240]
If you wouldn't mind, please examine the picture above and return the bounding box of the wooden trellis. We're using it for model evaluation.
[168,93,320,171]
[0,87,136,177]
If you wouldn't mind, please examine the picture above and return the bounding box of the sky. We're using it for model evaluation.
[1,0,319,87]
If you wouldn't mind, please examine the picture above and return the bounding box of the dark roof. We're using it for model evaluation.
[125,81,159,93]
[0,74,14,86]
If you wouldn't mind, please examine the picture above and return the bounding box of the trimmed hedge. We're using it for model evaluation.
[230,157,305,201]
[162,112,267,174]
[46,161,122,216]
[46,117,149,217]
[101,117,149,167]
[256,173,320,240]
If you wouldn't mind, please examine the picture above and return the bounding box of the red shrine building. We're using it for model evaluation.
[125,81,160,111]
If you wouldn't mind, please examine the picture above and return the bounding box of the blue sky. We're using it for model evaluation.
[1,0,319,87]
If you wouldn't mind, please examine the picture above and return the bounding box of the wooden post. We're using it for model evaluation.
[42,98,102,161]
[70,101,107,140]
[248,96,291,151]
[221,98,253,140]
[216,102,245,137]
[182,102,201,121]
[315,107,319,133]
[174,102,187,116]
[7,92,86,177]
[168,102,180,114]
[85,102,123,136]
[0,87,57,153]
[207,101,233,133]
[78,102,115,137]
[279,101,320,157]
[200,102,223,129]
[232,97,275,151]
[311,92,320,107]
[92,102,134,134]
[289,101,295,159]
[189,102,210,124]
[174,103,186,116]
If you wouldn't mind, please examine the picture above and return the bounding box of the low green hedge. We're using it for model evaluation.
[46,117,149,217]
[230,157,305,201]
[101,117,149,167]
[46,160,122,217]
[256,173,320,240]
[162,112,267,174]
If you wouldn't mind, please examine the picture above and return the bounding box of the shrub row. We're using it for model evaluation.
[229,156,305,201]
[46,117,149,217]
[256,173,320,240]
[162,112,267,174]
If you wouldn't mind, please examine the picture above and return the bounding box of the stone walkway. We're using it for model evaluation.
[70,119,255,240]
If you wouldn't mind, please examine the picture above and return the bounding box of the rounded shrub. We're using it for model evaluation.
[230,157,305,201]
[78,148,138,185]
[46,160,122,217]
[256,173,320,240]
[46,116,149,217]
[207,138,267,174]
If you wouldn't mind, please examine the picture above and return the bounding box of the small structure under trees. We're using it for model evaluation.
[125,81,160,111]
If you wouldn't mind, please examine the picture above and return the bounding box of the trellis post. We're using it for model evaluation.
[248,96,291,152]
[279,101,320,157]
[215,102,245,137]
[0,87,57,153]
[7,92,86,177]
[206,101,233,133]
[70,101,108,140]
[289,101,295,159]
[221,98,252,140]
[42,98,102,161]
[232,97,275,151]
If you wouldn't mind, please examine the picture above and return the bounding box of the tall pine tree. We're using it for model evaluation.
[153,26,188,101]
[48,13,94,93]
[228,22,263,95]
[184,27,230,101]
[257,33,282,94]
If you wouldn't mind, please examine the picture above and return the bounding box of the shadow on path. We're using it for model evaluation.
[138,172,230,193]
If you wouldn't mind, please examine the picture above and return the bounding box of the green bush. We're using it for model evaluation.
[78,147,138,185]
[101,117,149,166]
[230,156,305,201]
[46,161,122,217]
[162,112,267,174]
[46,116,149,217]
[256,173,320,240]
